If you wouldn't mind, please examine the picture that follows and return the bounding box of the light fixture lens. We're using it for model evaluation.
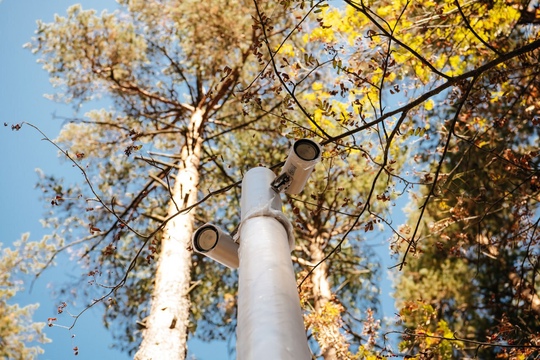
[194,226,218,252]
[294,139,320,161]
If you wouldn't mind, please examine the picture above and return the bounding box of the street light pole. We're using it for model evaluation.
[236,167,310,360]
[192,139,322,359]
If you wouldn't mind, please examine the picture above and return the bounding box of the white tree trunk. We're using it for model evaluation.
[135,109,204,360]
[310,238,339,360]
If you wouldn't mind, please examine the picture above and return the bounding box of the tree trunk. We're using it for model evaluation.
[310,237,340,360]
[135,108,204,360]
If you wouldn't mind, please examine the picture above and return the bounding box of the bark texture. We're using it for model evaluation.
[135,109,204,360]
[310,236,340,360]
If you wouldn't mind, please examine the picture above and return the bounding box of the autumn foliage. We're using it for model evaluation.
[5,0,540,359]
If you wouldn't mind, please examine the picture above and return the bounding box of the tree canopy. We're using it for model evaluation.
[0,235,51,359]
[7,0,540,358]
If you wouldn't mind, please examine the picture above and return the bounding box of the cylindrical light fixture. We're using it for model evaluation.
[192,223,239,269]
[271,139,322,194]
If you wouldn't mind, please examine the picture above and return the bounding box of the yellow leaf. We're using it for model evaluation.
[425,99,434,111]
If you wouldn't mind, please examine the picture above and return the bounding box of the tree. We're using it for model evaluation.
[0,234,51,359]
[294,0,540,358]
[20,0,540,358]
[389,0,540,356]
[245,0,540,358]
[27,1,293,358]
[26,1,401,358]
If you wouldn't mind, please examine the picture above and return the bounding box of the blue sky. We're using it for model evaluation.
[0,1,399,359]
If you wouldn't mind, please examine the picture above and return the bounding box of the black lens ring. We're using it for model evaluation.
[194,226,219,253]
[294,139,320,161]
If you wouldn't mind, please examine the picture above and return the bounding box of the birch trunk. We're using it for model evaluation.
[310,237,339,360]
[135,108,204,360]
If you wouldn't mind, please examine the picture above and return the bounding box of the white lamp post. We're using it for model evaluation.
[192,139,322,360]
